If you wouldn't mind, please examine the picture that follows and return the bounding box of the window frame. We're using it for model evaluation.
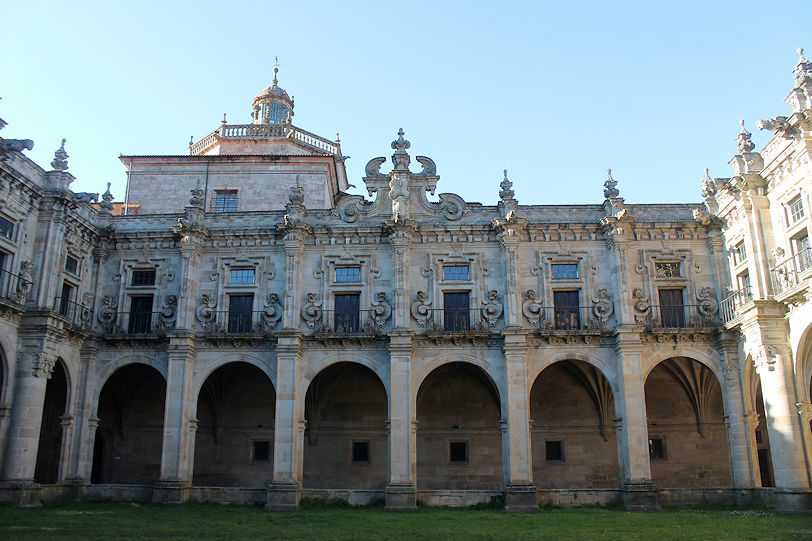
[252,440,270,462]
[443,291,471,332]
[733,241,747,266]
[551,263,578,280]
[227,294,254,333]
[788,195,805,224]
[448,440,469,465]
[545,440,565,462]
[552,290,580,330]
[351,440,371,464]
[334,266,361,284]
[131,269,157,287]
[229,268,256,285]
[214,190,238,212]
[648,437,667,460]
[65,255,79,276]
[442,264,470,282]
[0,216,14,241]
[333,292,361,333]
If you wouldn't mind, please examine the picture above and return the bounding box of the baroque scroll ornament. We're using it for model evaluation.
[370,292,392,329]
[195,294,217,331]
[261,293,284,332]
[301,292,323,329]
[591,289,614,327]
[632,288,651,326]
[521,290,545,327]
[481,290,503,327]
[410,291,432,327]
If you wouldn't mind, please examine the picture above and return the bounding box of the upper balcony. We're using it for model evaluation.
[0,268,31,312]
[190,123,340,156]
[771,248,812,299]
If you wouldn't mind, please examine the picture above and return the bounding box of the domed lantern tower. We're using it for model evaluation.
[251,66,294,125]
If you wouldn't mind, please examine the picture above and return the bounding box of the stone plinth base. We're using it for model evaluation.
[265,482,301,511]
[152,481,192,504]
[0,481,42,507]
[505,483,538,513]
[622,481,661,511]
[385,483,417,510]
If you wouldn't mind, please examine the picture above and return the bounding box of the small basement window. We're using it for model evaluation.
[352,441,370,463]
[253,440,270,462]
[545,440,564,461]
[449,441,468,464]
[131,269,156,286]
[649,438,666,460]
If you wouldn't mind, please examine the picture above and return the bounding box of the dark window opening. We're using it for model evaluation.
[65,255,78,275]
[253,440,270,462]
[649,437,666,460]
[0,216,14,240]
[335,266,361,283]
[449,441,468,464]
[553,290,580,329]
[551,263,578,280]
[228,294,254,333]
[334,293,360,332]
[59,282,74,317]
[755,429,763,444]
[545,440,564,461]
[443,292,470,331]
[352,441,370,463]
[131,269,156,286]
[128,295,153,334]
[442,264,469,281]
[658,289,685,327]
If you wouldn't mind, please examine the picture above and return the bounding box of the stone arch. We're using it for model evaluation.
[642,345,725,385]
[415,361,504,490]
[302,362,389,490]
[193,361,276,487]
[301,352,390,398]
[743,355,775,487]
[33,358,69,484]
[91,355,167,417]
[412,354,504,415]
[793,322,812,404]
[644,355,733,488]
[529,359,619,489]
[91,363,166,484]
[192,353,277,414]
[528,351,619,398]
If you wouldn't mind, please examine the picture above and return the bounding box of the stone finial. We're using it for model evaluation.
[795,47,812,84]
[189,178,205,207]
[736,120,755,153]
[99,182,114,211]
[701,168,717,198]
[391,128,411,171]
[51,138,68,171]
[603,168,619,199]
[189,135,194,148]
[222,113,227,125]
[499,169,515,202]
[289,175,304,205]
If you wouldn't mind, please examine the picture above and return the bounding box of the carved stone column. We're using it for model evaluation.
[59,342,97,497]
[613,330,659,510]
[717,334,756,487]
[153,335,197,504]
[386,222,416,330]
[0,351,54,506]
[267,332,304,511]
[492,215,528,328]
[385,333,417,509]
[171,207,207,330]
[501,330,537,512]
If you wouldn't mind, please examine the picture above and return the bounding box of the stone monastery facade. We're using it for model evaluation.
[1,55,811,512]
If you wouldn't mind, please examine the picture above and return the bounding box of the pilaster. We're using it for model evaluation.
[385,331,416,510]
[385,222,416,330]
[60,342,97,491]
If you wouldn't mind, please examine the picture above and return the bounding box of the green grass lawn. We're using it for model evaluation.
[0,500,810,540]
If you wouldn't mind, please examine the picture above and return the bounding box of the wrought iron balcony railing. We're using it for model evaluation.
[771,248,812,295]
[101,311,167,335]
[0,268,32,305]
[198,310,282,335]
[53,297,94,330]
[527,306,613,332]
[720,287,753,323]
[643,304,719,330]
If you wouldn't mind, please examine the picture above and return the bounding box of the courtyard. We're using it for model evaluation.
[0,500,810,540]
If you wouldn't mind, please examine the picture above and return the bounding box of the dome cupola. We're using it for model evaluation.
[251,66,294,125]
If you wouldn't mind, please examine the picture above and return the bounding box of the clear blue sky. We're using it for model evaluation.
[2,1,809,206]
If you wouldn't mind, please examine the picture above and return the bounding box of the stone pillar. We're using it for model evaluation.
[153,336,197,504]
[797,402,812,487]
[613,332,659,510]
[385,333,416,509]
[267,332,304,511]
[744,411,763,486]
[501,330,536,512]
[59,343,96,497]
[0,351,54,506]
[718,335,757,487]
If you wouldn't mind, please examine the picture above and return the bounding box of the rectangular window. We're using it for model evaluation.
[553,290,580,330]
[230,268,255,284]
[214,190,238,212]
[0,252,6,272]
[551,263,578,280]
[335,266,361,283]
[352,441,370,463]
[59,282,74,317]
[131,269,156,286]
[442,264,469,281]
[0,216,14,240]
[794,233,811,272]
[655,262,681,278]
[789,196,805,223]
[65,255,79,275]
[253,440,270,462]
[733,241,747,265]
[449,441,468,464]
[443,292,470,332]
[228,294,254,333]
[128,295,153,334]
[737,271,751,293]
[658,289,685,328]
[545,440,564,461]
[649,437,666,460]
[334,293,360,332]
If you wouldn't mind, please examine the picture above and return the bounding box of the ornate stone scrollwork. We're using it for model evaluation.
[413,156,437,177]
[521,290,545,327]
[410,290,432,328]
[481,290,503,327]
[436,193,465,221]
[158,295,178,330]
[364,156,387,179]
[632,288,651,326]
[301,292,323,329]
[261,293,283,332]
[752,345,777,373]
[591,288,614,327]
[696,287,719,323]
[756,116,789,132]
[97,295,118,331]
[80,292,93,326]
[15,261,32,304]
[369,292,392,329]
[189,178,205,207]
[30,353,56,378]
[195,294,217,331]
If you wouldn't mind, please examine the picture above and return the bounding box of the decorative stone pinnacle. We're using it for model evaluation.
[273,56,280,87]
[189,178,205,207]
[189,135,194,148]
[701,167,717,199]
[603,168,619,199]
[736,119,755,153]
[793,46,812,88]
[99,182,114,211]
[336,133,340,143]
[51,138,68,171]
[289,174,304,205]
[222,113,227,125]
[391,128,411,171]
[799,47,807,63]
[391,128,411,152]
[499,169,515,201]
